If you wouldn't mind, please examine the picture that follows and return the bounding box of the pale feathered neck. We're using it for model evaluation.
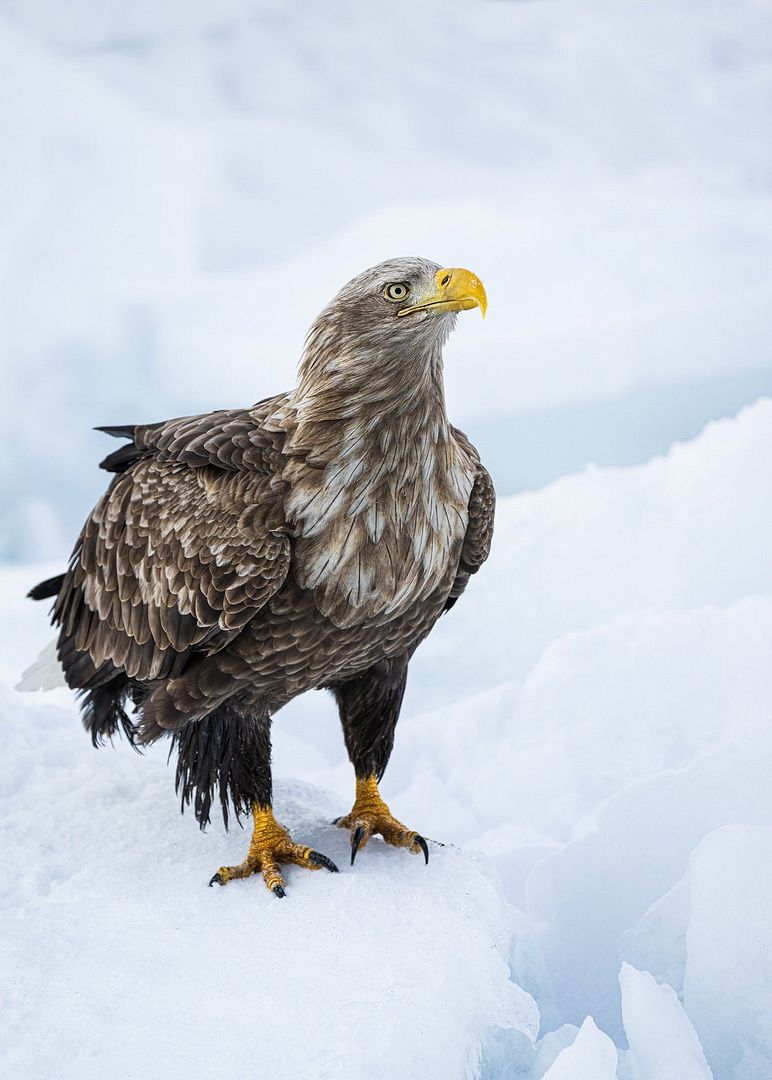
[286,317,453,459]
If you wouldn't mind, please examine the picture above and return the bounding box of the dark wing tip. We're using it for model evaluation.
[94,424,136,439]
[95,425,146,472]
[28,573,65,601]
[99,444,144,473]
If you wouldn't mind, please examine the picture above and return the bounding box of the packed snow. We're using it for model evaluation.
[1,758,536,1080]
[3,399,771,1078]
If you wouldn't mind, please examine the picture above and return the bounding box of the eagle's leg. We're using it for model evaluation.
[209,805,338,897]
[331,657,429,865]
[195,702,338,896]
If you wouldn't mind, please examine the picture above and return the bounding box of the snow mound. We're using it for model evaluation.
[0,694,537,1080]
[522,729,772,1042]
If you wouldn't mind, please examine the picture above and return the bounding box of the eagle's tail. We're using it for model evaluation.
[18,573,67,691]
[15,639,66,692]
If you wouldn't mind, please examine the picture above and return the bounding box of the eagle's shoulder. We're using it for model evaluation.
[448,423,479,459]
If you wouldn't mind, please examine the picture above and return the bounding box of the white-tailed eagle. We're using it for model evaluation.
[29,257,495,896]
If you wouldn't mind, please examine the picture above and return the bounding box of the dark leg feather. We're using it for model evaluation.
[171,700,272,830]
[330,655,409,781]
[330,656,429,864]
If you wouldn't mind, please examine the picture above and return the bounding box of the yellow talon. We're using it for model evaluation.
[336,775,429,865]
[209,805,339,896]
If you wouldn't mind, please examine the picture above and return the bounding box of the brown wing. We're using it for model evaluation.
[55,400,291,684]
[446,428,496,610]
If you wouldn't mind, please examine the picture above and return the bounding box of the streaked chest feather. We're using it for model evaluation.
[283,420,475,628]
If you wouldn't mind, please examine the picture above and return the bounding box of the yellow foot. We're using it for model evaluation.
[209,805,338,897]
[334,775,429,866]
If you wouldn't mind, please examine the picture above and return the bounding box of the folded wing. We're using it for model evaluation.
[55,400,291,686]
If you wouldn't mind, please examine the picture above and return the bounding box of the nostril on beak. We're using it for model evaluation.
[440,272,451,287]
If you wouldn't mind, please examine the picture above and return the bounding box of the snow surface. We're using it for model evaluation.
[3,399,772,1077]
[1,758,536,1080]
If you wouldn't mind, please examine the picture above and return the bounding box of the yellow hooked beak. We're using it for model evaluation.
[398,267,488,319]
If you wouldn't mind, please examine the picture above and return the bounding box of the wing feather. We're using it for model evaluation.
[445,428,496,610]
[56,401,291,686]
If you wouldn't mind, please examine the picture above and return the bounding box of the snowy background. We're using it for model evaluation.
[1,2,771,1078]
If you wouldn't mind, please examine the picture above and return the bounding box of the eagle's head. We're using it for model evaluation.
[325,255,486,344]
[335,256,485,320]
[298,257,487,394]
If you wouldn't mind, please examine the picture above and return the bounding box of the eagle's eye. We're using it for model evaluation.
[384,282,410,302]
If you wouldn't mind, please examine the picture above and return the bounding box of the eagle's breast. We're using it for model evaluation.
[282,416,475,629]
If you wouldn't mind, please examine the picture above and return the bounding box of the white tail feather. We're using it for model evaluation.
[16,639,66,692]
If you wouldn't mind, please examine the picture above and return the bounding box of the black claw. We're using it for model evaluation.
[309,850,339,873]
[331,816,342,825]
[351,824,366,866]
[272,884,286,899]
[415,835,429,865]
[208,873,222,887]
